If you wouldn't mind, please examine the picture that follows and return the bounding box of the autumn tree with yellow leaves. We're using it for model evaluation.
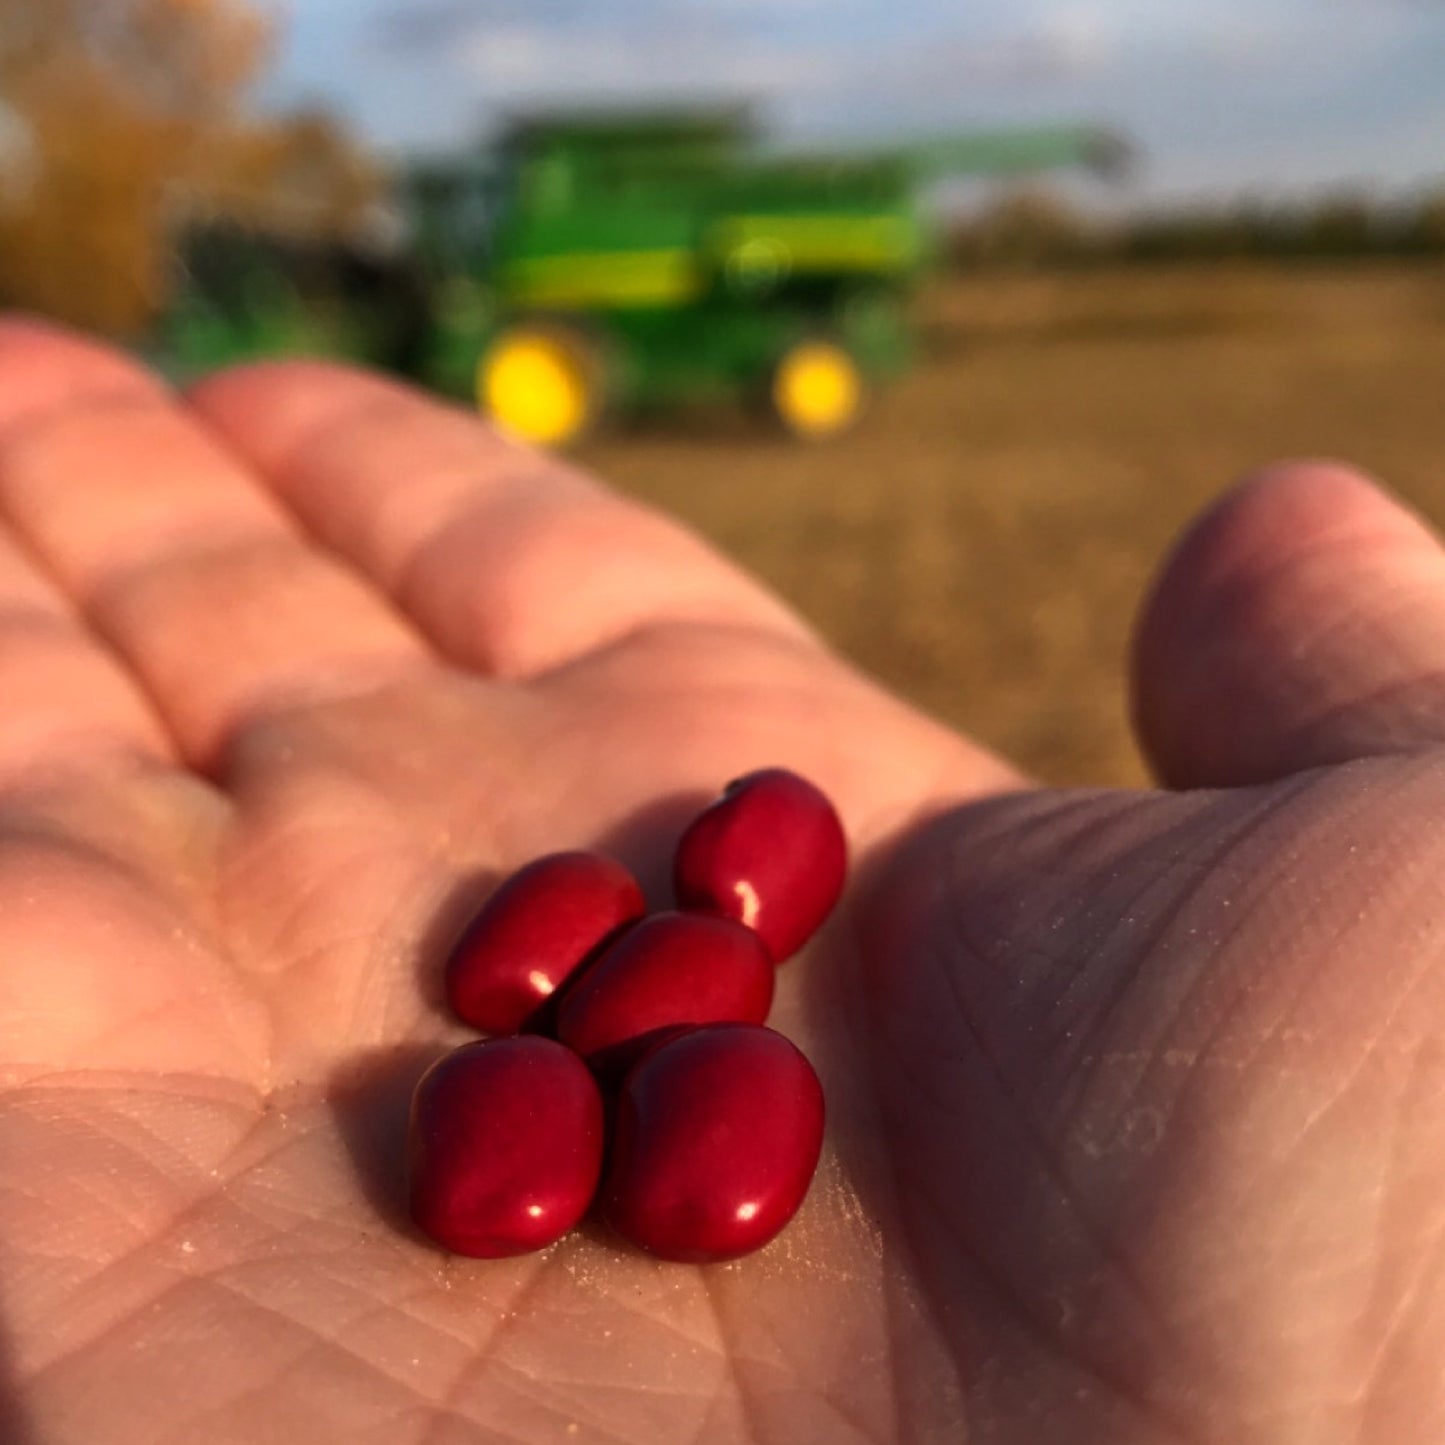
[0,0,380,335]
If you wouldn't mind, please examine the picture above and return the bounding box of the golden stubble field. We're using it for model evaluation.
[584,264,1445,787]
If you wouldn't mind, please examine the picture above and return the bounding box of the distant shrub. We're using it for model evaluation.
[0,0,378,336]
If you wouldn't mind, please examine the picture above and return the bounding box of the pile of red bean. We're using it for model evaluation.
[407,768,846,1263]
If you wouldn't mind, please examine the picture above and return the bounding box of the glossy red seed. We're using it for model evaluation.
[673,768,847,962]
[408,1037,604,1257]
[602,1024,825,1262]
[445,852,645,1034]
[556,912,774,1065]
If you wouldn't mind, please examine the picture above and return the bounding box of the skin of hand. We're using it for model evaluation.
[0,318,1439,1445]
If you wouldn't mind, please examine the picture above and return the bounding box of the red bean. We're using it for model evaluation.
[445,852,645,1034]
[556,912,774,1067]
[673,768,847,962]
[602,1024,825,1262]
[408,1037,604,1257]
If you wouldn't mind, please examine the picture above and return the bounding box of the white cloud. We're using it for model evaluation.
[1036,7,1116,68]
[447,11,847,105]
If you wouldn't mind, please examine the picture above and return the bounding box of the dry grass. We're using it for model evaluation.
[583,263,1445,787]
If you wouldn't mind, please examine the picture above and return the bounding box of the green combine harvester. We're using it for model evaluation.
[164,108,1126,445]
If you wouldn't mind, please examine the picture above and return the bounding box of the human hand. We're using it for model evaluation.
[0,320,1438,1443]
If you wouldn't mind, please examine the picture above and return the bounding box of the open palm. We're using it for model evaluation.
[0,321,1440,1444]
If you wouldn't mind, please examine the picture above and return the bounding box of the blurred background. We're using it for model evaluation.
[2,0,1443,785]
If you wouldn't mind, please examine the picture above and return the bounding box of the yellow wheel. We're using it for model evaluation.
[478,324,602,448]
[769,339,865,440]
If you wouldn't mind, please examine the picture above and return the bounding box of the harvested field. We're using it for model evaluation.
[584,264,1445,787]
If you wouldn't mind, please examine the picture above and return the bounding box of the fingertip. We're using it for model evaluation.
[186,360,398,464]
[0,316,162,432]
[0,311,118,352]
[1132,459,1445,787]
[1148,461,1415,604]
[185,359,514,477]
[0,311,74,345]
[185,355,384,407]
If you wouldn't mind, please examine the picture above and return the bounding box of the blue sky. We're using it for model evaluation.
[249,0,1445,204]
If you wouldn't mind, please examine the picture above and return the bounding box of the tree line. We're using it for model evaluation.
[945,187,1445,268]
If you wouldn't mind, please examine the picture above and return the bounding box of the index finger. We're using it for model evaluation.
[187,363,818,681]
